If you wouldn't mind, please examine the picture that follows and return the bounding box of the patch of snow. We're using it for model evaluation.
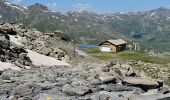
[4,2,26,13]
[43,10,50,13]
[61,13,68,16]
[75,49,88,57]
[52,15,55,18]
[74,18,78,22]
[150,12,156,17]
[52,15,58,19]
[119,12,126,14]
[167,17,170,20]
[61,19,65,22]
[9,35,24,46]
[116,16,122,20]
[0,61,21,71]
[0,15,2,19]
[4,2,11,5]
[26,50,69,66]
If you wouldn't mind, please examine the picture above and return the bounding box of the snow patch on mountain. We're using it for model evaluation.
[4,1,27,14]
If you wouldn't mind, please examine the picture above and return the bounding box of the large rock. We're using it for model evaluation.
[0,29,6,34]
[41,48,51,55]
[129,93,170,100]
[100,84,145,94]
[12,84,41,97]
[53,47,63,54]
[0,36,10,49]
[99,74,117,84]
[24,31,32,38]
[11,47,27,54]
[54,30,70,41]
[125,66,137,77]
[62,84,91,96]
[0,23,17,35]
[122,77,160,91]
[32,30,43,37]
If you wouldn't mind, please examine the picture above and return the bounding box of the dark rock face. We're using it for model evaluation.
[0,23,32,66]
[54,30,70,41]
[0,37,10,49]
[11,47,27,54]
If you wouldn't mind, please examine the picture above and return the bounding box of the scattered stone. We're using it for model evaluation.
[62,84,91,96]
[99,74,117,84]
[35,93,76,100]
[92,91,133,100]
[12,86,33,96]
[41,48,51,55]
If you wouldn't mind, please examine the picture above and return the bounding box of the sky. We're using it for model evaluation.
[8,0,170,13]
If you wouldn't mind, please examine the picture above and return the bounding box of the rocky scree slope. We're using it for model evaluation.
[0,21,170,100]
[0,20,70,67]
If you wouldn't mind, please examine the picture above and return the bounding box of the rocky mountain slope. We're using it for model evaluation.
[0,20,170,99]
[1,1,170,51]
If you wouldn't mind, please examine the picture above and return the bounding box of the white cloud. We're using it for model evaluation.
[10,0,23,5]
[72,3,92,12]
[47,2,58,12]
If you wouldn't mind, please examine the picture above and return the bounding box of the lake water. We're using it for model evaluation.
[77,44,99,49]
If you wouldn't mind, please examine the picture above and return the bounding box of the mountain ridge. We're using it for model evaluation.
[1,1,170,50]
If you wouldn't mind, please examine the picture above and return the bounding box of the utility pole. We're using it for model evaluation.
[137,44,141,50]
[133,42,139,50]
[127,45,133,50]
[71,36,76,58]
[73,39,76,57]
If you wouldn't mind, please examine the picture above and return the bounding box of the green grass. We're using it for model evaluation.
[114,50,170,64]
[84,49,170,64]
[83,48,114,60]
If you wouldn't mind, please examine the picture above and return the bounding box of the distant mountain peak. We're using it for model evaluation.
[153,7,170,12]
[28,3,48,11]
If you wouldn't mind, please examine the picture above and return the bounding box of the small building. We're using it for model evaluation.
[99,39,127,52]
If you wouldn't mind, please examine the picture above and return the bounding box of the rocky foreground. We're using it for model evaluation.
[0,21,170,100]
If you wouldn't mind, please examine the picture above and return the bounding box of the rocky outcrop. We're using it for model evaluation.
[53,30,70,41]
[0,23,32,67]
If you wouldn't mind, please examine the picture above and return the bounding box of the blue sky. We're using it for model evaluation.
[8,0,170,13]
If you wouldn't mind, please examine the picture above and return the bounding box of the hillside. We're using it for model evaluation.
[1,1,170,50]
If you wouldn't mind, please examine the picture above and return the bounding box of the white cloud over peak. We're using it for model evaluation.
[9,0,23,5]
[47,2,58,12]
[72,3,92,12]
